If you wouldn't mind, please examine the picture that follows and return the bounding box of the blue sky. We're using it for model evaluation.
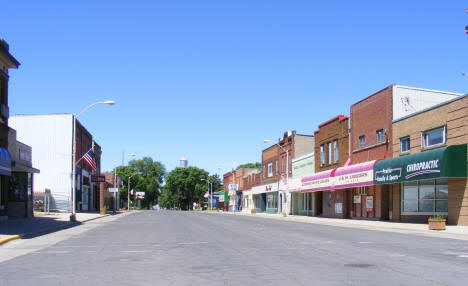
[2,1,468,177]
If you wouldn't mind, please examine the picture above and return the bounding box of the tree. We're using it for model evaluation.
[159,167,209,210]
[236,162,261,170]
[115,157,166,209]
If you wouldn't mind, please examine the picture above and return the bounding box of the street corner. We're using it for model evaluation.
[0,234,23,246]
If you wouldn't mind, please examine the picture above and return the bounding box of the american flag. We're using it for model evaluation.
[83,149,97,171]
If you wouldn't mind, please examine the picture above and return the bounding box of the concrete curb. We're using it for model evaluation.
[0,212,121,246]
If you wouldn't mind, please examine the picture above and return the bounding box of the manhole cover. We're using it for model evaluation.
[344,264,374,268]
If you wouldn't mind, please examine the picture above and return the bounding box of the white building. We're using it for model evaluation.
[9,114,99,212]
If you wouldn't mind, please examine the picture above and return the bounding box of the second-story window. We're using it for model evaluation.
[359,136,366,149]
[422,126,446,148]
[377,129,385,143]
[320,145,325,166]
[333,140,339,163]
[400,136,410,153]
[327,142,332,165]
[275,160,278,175]
[268,162,273,177]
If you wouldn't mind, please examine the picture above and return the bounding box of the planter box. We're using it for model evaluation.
[428,218,446,230]
[251,209,256,215]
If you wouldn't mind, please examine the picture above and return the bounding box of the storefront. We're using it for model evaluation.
[242,189,252,213]
[7,132,40,218]
[228,190,242,212]
[251,183,278,214]
[301,169,334,217]
[0,147,11,219]
[333,160,383,220]
[373,145,468,225]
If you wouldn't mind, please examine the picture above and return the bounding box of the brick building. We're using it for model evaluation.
[373,94,468,225]
[0,39,19,219]
[348,85,462,220]
[300,115,350,218]
[277,131,314,214]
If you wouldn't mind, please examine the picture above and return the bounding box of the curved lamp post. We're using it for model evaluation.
[70,100,115,221]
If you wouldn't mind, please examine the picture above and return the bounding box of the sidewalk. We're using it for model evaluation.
[213,210,468,241]
[0,211,121,246]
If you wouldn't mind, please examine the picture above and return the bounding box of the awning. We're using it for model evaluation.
[0,147,11,176]
[374,144,467,185]
[301,169,335,192]
[287,178,302,192]
[11,161,40,174]
[333,160,377,190]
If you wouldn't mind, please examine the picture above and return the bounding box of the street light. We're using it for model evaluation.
[128,171,142,211]
[201,178,213,211]
[71,100,115,221]
[264,139,289,214]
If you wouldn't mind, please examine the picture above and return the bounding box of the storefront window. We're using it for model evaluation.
[402,179,448,214]
[266,192,277,209]
[9,172,28,202]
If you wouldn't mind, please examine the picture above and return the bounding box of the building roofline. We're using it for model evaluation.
[392,93,468,124]
[292,152,314,162]
[351,84,394,107]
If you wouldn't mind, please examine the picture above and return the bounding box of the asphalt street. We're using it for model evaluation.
[1,211,468,286]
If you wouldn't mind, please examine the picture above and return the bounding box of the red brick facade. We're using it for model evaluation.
[314,115,350,218]
[350,85,393,164]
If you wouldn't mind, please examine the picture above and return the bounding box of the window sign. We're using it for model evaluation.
[354,195,361,204]
[366,196,373,213]
[335,202,343,214]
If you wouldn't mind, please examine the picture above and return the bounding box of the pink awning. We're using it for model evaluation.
[333,160,378,190]
[301,169,335,193]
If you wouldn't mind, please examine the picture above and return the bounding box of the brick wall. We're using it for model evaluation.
[350,86,393,164]
[314,115,349,173]
[392,96,468,156]
[262,144,279,184]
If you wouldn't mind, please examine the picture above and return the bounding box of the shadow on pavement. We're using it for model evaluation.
[0,216,81,239]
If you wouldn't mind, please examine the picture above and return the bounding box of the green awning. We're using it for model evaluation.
[374,144,467,185]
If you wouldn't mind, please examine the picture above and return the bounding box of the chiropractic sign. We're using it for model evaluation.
[374,145,467,185]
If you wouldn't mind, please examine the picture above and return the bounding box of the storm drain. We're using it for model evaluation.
[344,264,374,268]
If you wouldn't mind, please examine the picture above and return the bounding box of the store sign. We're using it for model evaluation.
[334,169,373,189]
[405,160,440,179]
[374,167,402,184]
[91,175,106,183]
[366,196,373,213]
[374,145,467,184]
[136,191,145,199]
[353,195,361,204]
[108,188,119,193]
[301,177,332,192]
[228,184,238,191]
[219,193,225,202]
